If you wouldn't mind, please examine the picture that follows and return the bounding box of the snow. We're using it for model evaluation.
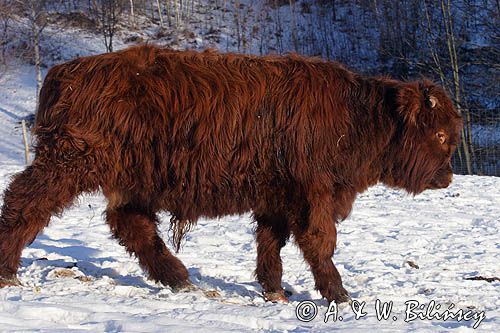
[0,19,499,333]
[0,166,498,332]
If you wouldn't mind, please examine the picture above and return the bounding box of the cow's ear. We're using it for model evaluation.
[397,83,421,125]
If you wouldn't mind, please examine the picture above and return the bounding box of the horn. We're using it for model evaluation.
[428,96,437,108]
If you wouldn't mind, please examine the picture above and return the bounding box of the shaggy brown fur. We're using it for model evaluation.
[0,45,462,302]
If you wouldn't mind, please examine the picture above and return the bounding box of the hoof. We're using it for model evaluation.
[0,276,21,288]
[171,280,197,293]
[330,288,351,304]
[263,290,289,304]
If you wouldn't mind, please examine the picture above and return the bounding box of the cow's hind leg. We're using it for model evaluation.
[0,164,83,286]
[254,213,290,303]
[105,203,190,290]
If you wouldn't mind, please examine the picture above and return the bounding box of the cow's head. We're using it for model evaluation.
[382,80,463,194]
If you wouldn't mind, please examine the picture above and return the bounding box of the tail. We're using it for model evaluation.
[35,58,84,134]
[35,63,66,131]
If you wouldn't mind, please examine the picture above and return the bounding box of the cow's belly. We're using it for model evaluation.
[157,179,256,220]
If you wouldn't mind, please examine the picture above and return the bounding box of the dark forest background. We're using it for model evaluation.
[1,0,499,175]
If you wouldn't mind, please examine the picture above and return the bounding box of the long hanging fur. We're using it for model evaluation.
[0,45,462,302]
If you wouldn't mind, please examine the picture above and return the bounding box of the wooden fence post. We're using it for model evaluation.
[21,119,30,165]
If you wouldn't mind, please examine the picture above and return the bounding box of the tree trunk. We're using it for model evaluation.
[440,0,473,174]
[29,1,42,110]
[289,0,298,52]
[174,0,179,28]
[234,0,241,52]
[165,0,171,26]
[129,0,135,28]
[156,0,164,27]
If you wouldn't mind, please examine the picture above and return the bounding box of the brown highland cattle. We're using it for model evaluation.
[0,45,462,303]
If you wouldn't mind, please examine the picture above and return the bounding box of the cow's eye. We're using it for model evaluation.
[436,131,447,144]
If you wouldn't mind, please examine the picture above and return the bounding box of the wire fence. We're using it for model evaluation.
[452,108,500,177]
[17,108,499,176]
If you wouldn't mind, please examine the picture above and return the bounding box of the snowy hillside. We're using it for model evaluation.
[0,61,499,333]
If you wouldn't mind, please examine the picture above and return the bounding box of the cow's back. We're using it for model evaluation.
[34,45,364,221]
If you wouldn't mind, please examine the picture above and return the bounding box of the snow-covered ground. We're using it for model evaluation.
[1,56,499,333]
[0,164,498,332]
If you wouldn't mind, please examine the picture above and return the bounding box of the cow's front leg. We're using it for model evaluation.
[292,187,350,303]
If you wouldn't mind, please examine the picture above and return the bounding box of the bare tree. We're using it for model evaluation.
[129,0,135,28]
[91,0,122,52]
[0,1,13,71]
[421,0,473,173]
[156,0,163,27]
[233,0,241,51]
[273,0,283,54]
[28,0,45,105]
[440,0,473,174]
[173,0,180,28]
[13,0,48,110]
[164,0,172,26]
[289,0,298,52]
